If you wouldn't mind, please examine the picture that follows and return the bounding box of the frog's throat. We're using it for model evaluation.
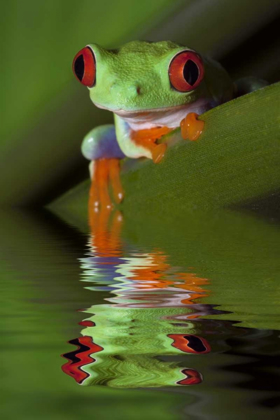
[94,99,211,130]
[93,100,209,116]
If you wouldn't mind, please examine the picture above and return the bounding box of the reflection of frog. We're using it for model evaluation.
[61,305,210,387]
[72,41,235,207]
[61,207,211,388]
[85,206,209,306]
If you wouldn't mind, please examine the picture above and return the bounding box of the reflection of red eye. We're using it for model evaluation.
[72,47,96,87]
[61,336,103,384]
[168,334,211,354]
[177,368,202,385]
[79,320,95,327]
[169,51,204,92]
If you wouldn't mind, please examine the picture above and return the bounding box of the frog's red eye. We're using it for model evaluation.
[72,47,96,87]
[169,51,204,92]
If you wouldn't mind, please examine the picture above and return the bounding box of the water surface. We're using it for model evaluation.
[1,207,280,419]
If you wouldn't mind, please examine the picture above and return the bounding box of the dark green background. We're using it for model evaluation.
[1,3,280,418]
[1,0,280,207]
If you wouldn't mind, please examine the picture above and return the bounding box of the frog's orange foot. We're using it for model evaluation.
[89,158,124,209]
[152,143,167,163]
[180,112,205,141]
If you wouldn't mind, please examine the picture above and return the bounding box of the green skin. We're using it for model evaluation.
[81,41,234,161]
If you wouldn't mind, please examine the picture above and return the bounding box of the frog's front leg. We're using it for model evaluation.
[82,125,125,208]
[114,114,170,163]
[180,112,205,141]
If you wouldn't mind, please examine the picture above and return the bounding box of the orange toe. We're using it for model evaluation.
[109,159,124,204]
[89,184,99,208]
[89,158,124,208]
[180,112,204,141]
[152,143,167,163]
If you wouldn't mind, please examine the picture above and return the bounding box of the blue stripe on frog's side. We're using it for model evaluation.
[81,124,126,161]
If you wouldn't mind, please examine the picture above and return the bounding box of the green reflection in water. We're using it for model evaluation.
[0,210,187,420]
[54,203,280,331]
[61,207,212,388]
[1,207,280,419]
[59,205,280,406]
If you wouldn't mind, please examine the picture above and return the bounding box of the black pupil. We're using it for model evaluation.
[74,54,84,81]
[184,335,206,352]
[183,60,199,86]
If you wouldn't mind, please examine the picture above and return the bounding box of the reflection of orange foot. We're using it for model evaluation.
[180,112,204,141]
[89,158,124,209]
[152,143,167,163]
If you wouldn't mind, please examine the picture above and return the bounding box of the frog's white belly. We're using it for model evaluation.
[116,99,212,131]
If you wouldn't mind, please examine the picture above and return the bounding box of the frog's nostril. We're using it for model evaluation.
[110,83,141,97]
[129,85,141,96]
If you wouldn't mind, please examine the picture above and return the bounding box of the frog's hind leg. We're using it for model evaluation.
[89,158,124,208]
[82,125,125,208]
[89,159,111,208]
[108,159,124,204]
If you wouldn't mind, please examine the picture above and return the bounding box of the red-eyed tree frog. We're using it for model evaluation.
[72,41,266,208]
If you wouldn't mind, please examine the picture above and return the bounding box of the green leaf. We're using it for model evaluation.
[52,82,280,213]
[50,83,280,331]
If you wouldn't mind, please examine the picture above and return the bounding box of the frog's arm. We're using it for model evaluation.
[81,125,125,208]
[114,114,168,163]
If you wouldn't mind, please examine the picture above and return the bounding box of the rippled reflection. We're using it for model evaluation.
[62,206,277,389]
[1,207,279,419]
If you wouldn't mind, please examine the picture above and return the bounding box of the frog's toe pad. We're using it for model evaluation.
[180,112,204,141]
[152,143,167,163]
[114,189,124,205]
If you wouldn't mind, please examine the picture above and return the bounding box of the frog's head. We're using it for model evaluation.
[72,40,232,115]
